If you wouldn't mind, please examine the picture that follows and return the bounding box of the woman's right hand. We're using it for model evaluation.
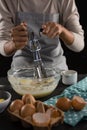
[11,22,28,50]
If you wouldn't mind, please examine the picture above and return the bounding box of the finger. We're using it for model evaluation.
[12,24,27,31]
[13,36,28,42]
[47,26,59,38]
[51,27,62,38]
[51,31,60,38]
[42,24,51,34]
[44,23,55,37]
[21,22,27,26]
[13,41,27,50]
[12,30,28,37]
[42,24,46,30]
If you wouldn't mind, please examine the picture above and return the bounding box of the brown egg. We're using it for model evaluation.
[56,97,71,111]
[71,96,86,111]
[20,104,36,117]
[9,99,24,112]
[22,94,36,104]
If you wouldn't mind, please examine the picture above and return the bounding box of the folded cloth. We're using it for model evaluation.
[44,77,87,126]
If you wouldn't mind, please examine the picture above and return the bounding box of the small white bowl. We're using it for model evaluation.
[61,70,78,85]
[0,90,11,113]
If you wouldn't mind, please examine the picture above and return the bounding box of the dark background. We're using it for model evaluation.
[62,0,87,74]
[0,0,87,77]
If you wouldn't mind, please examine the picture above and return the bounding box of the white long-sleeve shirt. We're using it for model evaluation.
[0,0,84,56]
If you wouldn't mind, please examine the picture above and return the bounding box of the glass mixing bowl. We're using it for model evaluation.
[7,67,60,98]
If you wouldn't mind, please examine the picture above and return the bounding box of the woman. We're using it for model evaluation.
[0,0,84,71]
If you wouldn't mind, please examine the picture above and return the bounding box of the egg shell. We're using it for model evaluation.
[71,96,86,111]
[32,112,51,127]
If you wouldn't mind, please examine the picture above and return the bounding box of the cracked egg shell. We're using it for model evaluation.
[71,96,86,111]
[32,112,50,127]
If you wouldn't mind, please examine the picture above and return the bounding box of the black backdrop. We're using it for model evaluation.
[0,0,87,77]
[61,0,87,74]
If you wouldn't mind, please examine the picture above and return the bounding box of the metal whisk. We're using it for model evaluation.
[29,32,47,79]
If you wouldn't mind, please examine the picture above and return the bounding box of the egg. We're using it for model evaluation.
[9,99,24,112]
[22,94,36,104]
[20,104,36,117]
[71,96,86,111]
[56,97,71,111]
[0,98,5,103]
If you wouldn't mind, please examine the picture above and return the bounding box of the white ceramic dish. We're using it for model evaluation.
[61,70,78,85]
[0,90,11,113]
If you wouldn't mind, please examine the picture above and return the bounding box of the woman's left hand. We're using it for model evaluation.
[42,22,63,38]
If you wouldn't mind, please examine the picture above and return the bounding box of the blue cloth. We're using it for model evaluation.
[44,77,87,126]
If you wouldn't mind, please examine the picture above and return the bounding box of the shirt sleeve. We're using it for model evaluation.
[60,0,84,52]
[0,0,15,56]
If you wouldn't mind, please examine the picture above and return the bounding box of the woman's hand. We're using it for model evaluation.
[11,22,28,50]
[42,22,63,38]
[42,22,74,45]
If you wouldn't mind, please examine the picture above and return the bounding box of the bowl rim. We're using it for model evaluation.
[7,67,61,77]
[0,90,11,104]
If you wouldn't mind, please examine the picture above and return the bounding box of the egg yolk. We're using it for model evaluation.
[0,98,5,103]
